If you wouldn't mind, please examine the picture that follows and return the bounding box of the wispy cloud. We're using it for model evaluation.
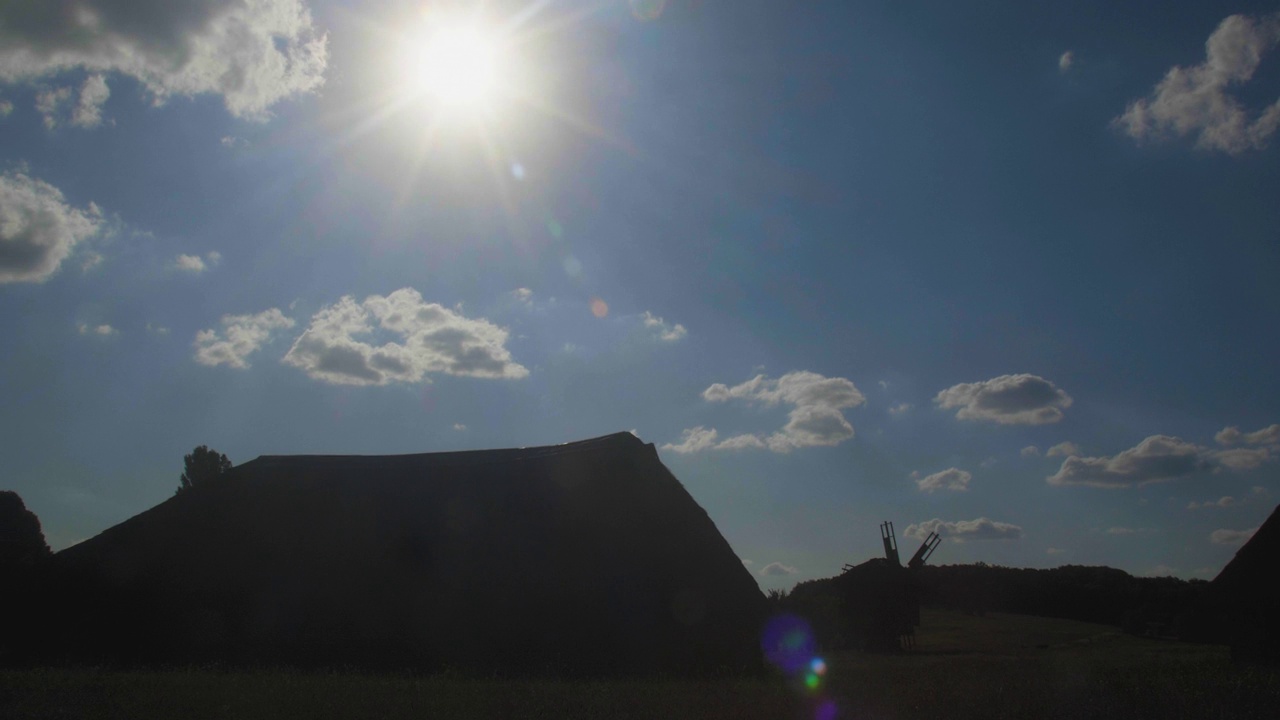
[915,468,971,493]
[759,562,798,576]
[1058,50,1074,73]
[1210,527,1258,546]
[664,371,865,454]
[641,311,687,342]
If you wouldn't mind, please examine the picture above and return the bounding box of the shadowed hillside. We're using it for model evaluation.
[36,433,765,676]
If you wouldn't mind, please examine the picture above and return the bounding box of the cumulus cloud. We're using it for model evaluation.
[888,403,911,416]
[1046,441,1081,458]
[1047,435,1210,488]
[1114,13,1280,153]
[671,371,865,453]
[0,171,103,283]
[193,308,295,369]
[662,426,721,454]
[0,0,328,121]
[904,517,1023,543]
[1059,50,1074,73]
[934,374,1072,425]
[35,86,71,128]
[282,288,528,385]
[759,562,798,577]
[1210,527,1258,545]
[72,74,110,128]
[641,311,687,342]
[1021,446,1041,458]
[511,287,534,306]
[915,467,971,493]
[173,251,221,274]
[1047,432,1276,488]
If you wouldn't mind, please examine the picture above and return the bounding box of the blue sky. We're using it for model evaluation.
[3,0,1279,588]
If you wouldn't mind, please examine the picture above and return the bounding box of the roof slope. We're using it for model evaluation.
[51,433,765,675]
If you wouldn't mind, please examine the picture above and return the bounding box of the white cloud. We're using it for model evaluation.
[145,322,170,336]
[1114,13,1280,154]
[888,402,911,416]
[662,426,721,455]
[1021,446,1041,458]
[915,467,971,493]
[453,423,467,431]
[759,562,798,577]
[72,74,109,128]
[194,308,295,369]
[1047,433,1276,488]
[1046,441,1081,458]
[282,288,528,385]
[219,136,247,149]
[1215,424,1280,446]
[1210,527,1258,546]
[35,86,71,129]
[1188,496,1235,510]
[934,374,1072,425]
[173,251,221,274]
[0,171,103,283]
[77,322,116,337]
[1047,435,1209,488]
[0,0,328,121]
[641,311,687,342]
[673,371,865,453]
[1059,50,1074,73]
[904,517,1023,543]
[511,287,534,306]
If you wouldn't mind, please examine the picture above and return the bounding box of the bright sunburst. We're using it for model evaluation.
[399,17,506,110]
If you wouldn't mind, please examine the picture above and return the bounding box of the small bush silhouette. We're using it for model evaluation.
[175,445,232,495]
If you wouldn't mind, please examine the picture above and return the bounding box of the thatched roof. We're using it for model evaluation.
[48,433,765,675]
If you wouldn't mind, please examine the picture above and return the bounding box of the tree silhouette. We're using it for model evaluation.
[176,445,232,495]
[0,490,51,566]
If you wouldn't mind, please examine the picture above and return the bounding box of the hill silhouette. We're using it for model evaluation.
[38,433,765,675]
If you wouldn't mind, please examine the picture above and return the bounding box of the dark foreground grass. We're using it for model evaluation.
[4,610,1278,719]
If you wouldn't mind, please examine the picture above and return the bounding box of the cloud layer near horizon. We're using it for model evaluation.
[905,517,1024,542]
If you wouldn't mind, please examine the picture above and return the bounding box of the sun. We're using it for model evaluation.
[400,18,506,110]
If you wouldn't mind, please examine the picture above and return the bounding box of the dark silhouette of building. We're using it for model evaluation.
[40,433,766,675]
[1209,503,1280,663]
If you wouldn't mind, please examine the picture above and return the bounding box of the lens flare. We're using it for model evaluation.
[761,614,816,674]
[590,297,609,318]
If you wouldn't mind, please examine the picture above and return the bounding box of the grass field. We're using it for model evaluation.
[4,609,1278,719]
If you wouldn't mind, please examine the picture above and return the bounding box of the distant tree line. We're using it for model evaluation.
[781,562,1214,648]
